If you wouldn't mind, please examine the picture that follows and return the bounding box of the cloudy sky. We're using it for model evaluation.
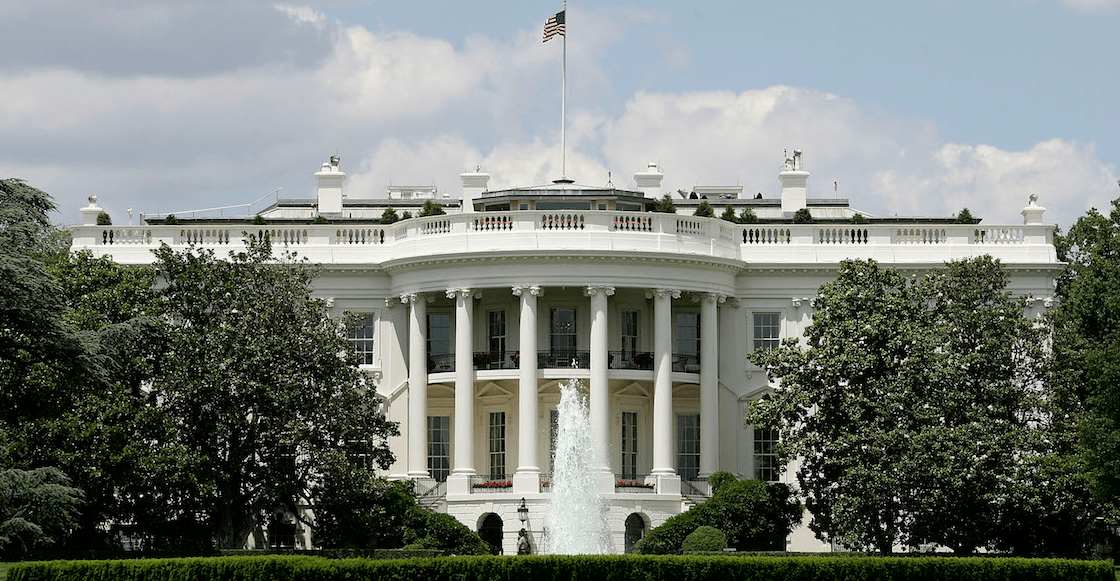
[2,0,1118,229]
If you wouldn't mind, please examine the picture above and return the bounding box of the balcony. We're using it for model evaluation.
[427,351,698,373]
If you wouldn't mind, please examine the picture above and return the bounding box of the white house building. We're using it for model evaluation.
[70,151,1061,554]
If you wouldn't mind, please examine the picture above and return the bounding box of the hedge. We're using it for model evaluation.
[8,555,1114,581]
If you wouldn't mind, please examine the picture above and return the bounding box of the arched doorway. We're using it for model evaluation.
[479,513,504,555]
[624,513,647,553]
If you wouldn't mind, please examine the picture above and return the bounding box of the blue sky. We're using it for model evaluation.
[2,0,1117,229]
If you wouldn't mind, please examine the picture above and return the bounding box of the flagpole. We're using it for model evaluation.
[560,0,567,181]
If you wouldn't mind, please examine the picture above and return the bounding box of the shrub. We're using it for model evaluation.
[401,211,413,220]
[312,215,330,224]
[96,211,112,225]
[635,478,801,554]
[956,207,977,223]
[792,208,813,224]
[163,214,180,225]
[419,200,446,217]
[738,208,759,224]
[251,214,266,225]
[402,506,489,555]
[720,205,738,223]
[694,200,715,218]
[380,208,399,224]
[682,525,727,553]
[652,194,677,213]
[707,471,736,496]
[849,213,869,224]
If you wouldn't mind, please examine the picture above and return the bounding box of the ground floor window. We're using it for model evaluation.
[428,415,450,482]
[489,411,506,479]
[621,411,639,479]
[754,427,780,482]
[676,413,700,480]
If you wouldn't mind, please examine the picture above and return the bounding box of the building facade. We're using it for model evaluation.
[71,152,1061,554]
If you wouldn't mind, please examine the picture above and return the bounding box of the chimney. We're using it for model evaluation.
[460,167,490,213]
[634,162,664,198]
[779,149,809,214]
[80,195,103,225]
[315,155,345,214]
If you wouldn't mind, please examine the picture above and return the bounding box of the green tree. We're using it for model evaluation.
[151,238,398,548]
[719,205,738,223]
[955,208,977,223]
[96,211,111,225]
[652,194,677,213]
[0,467,83,559]
[792,208,813,223]
[419,200,445,217]
[380,208,399,224]
[1053,198,1120,518]
[694,200,715,218]
[750,257,1046,554]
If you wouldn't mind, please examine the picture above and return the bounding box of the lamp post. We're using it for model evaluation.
[517,497,528,524]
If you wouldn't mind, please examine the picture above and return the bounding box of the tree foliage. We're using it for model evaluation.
[792,208,813,224]
[750,257,1048,554]
[1053,198,1120,519]
[150,239,398,548]
[694,200,715,218]
[0,467,83,559]
[419,200,445,217]
[652,194,677,213]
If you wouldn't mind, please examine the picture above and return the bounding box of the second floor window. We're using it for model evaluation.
[675,313,700,356]
[488,310,506,356]
[427,313,451,356]
[551,307,577,355]
[753,312,781,351]
[621,310,639,356]
[348,313,376,365]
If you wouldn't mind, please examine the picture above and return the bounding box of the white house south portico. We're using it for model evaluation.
[70,151,1061,554]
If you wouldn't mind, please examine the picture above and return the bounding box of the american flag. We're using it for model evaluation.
[543,10,565,42]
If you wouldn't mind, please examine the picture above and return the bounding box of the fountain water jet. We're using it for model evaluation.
[543,377,613,554]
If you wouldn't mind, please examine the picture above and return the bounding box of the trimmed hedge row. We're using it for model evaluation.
[9,554,1115,581]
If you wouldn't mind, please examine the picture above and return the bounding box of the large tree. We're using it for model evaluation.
[1053,198,1120,519]
[749,257,1047,554]
[151,239,397,548]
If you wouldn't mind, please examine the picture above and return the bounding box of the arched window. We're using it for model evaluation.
[479,513,504,555]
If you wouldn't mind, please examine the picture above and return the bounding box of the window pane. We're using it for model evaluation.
[621,411,639,480]
[551,308,577,355]
[676,413,700,480]
[427,416,450,482]
[753,312,781,351]
[754,427,780,482]
[489,412,506,479]
[428,313,452,356]
[348,313,376,365]
[675,313,700,355]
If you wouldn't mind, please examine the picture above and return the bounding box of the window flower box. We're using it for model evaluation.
[472,480,513,489]
[615,480,655,489]
[473,352,493,368]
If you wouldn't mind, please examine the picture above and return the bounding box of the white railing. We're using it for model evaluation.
[74,213,1054,261]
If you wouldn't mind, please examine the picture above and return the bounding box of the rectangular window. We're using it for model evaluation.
[621,310,639,359]
[427,416,450,483]
[621,411,639,480]
[550,409,559,474]
[488,310,506,358]
[348,313,376,365]
[676,413,700,480]
[675,312,700,355]
[551,307,577,361]
[346,438,373,471]
[753,312,781,351]
[489,412,506,479]
[754,427,780,482]
[427,313,452,371]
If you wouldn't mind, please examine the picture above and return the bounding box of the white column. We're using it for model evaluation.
[404,293,429,479]
[451,289,476,476]
[585,286,614,473]
[699,293,723,478]
[650,288,679,476]
[513,285,542,492]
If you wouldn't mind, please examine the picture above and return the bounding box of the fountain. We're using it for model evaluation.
[543,377,614,554]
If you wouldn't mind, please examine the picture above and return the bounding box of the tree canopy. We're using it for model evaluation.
[749,257,1049,554]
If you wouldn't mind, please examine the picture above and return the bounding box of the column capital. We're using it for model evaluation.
[583,285,615,297]
[446,288,479,300]
[400,292,418,305]
[512,285,543,297]
[693,292,726,304]
[646,288,681,300]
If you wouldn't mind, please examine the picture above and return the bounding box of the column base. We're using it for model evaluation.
[512,471,541,494]
[446,473,473,496]
[648,473,681,496]
[594,469,615,495]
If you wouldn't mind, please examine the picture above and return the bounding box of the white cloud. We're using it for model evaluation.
[1061,0,1120,13]
[273,3,327,27]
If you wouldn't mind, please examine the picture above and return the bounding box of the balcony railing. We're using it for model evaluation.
[75,212,1055,268]
[430,350,700,373]
[469,474,513,492]
[608,351,654,370]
